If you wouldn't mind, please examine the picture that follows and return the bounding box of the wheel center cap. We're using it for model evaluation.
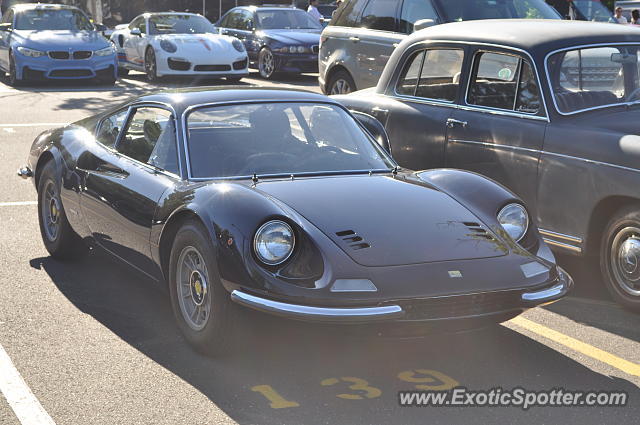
[190,271,207,306]
[49,198,60,224]
[619,237,640,277]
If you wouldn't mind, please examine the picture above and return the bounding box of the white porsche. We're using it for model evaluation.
[110,12,248,82]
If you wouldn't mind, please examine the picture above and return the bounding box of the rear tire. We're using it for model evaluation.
[600,205,640,312]
[328,69,356,95]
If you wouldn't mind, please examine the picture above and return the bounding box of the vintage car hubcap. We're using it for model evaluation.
[611,227,640,297]
[330,78,351,95]
[260,50,274,77]
[42,181,60,241]
[177,246,211,330]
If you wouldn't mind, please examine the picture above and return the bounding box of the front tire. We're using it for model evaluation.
[258,47,277,79]
[8,52,22,87]
[37,161,85,259]
[168,220,241,355]
[144,48,159,82]
[328,69,356,95]
[601,206,640,312]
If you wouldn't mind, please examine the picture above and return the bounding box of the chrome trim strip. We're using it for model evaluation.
[230,290,404,322]
[543,238,582,253]
[521,283,565,302]
[539,229,583,244]
[448,139,542,154]
[543,42,640,116]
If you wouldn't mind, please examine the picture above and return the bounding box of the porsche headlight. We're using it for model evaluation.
[95,46,115,56]
[16,47,46,58]
[497,203,529,243]
[232,39,245,52]
[160,39,178,53]
[254,220,295,265]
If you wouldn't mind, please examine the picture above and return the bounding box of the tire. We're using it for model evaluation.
[37,161,85,260]
[8,51,22,87]
[600,205,640,312]
[258,47,277,79]
[144,48,159,82]
[168,220,242,355]
[327,69,356,95]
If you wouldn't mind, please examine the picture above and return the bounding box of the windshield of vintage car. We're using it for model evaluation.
[149,15,215,34]
[547,45,640,113]
[433,0,560,21]
[186,103,394,179]
[256,10,322,29]
[14,9,94,31]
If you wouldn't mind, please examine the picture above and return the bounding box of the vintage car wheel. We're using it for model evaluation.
[601,206,640,312]
[144,48,159,82]
[258,48,277,79]
[328,69,356,95]
[169,220,241,355]
[37,161,85,259]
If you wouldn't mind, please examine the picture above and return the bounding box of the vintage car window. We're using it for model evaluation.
[432,0,559,21]
[186,103,394,179]
[399,0,439,33]
[149,15,215,35]
[515,60,541,114]
[396,50,424,96]
[117,107,177,173]
[332,0,367,27]
[547,46,638,114]
[396,49,464,101]
[360,0,398,32]
[96,109,129,148]
[468,52,520,110]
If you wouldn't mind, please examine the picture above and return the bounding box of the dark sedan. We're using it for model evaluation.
[18,87,570,354]
[335,19,640,311]
[216,6,321,79]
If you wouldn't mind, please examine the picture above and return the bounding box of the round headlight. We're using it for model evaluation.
[296,45,305,53]
[497,203,529,242]
[288,46,297,53]
[254,220,295,265]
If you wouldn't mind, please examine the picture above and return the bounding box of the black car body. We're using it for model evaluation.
[216,6,322,79]
[19,87,571,352]
[335,19,640,311]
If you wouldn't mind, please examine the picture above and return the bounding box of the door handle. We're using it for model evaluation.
[349,36,360,42]
[372,106,388,114]
[446,118,468,128]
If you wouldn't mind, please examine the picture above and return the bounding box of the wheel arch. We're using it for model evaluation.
[586,196,640,256]
[325,63,353,92]
[34,150,58,189]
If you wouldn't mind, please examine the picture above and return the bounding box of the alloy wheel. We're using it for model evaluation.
[176,245,212,331]
[259,49,275,79]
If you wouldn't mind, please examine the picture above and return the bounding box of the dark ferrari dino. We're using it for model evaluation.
[19,87,571,354]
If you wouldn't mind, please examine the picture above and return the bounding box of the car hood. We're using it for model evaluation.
[156,33,238,53]
[261,29,321,45]
[256,175,508,267]
[14,30,110,50]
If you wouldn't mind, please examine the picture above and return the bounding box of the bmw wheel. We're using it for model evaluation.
[258,47,276,79]
[601,206,640,312]
[328,69,356,95]
[144,48,158,82]
[8,51,22,87]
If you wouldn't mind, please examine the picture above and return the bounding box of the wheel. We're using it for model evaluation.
[117,67,129,77]
[8,51,22,87]
[226,76,242,83]
[168,220,242,355]
[600,205,640,312]
[258,47,277,79]
[144,48,159,82]
[37,161,85,259]
[327,69,356,95]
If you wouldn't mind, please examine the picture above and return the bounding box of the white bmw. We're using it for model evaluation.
[110,12,248,82]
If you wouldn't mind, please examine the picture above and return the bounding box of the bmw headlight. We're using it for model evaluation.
[232,39,245,52]
[288,46,297,53]
[94,46,115,56]
[497,203,529,242]
[254,220,295,265]
[16,47,46,58]
[160,39,178,53]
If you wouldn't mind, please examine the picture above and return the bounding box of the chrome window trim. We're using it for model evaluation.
[181,99,397,181]
[544,42,640,116]
[386,39,550,122]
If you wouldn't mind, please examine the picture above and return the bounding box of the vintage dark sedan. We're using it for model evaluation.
[18,87,571,354]
[335,20,640,311]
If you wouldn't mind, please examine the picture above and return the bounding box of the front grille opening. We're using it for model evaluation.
[233,58,248,70]
[50,69,92,77]
[168,58,191,71]
[73,51,92,59]
[49,51,70,60]
[194,64,231,71]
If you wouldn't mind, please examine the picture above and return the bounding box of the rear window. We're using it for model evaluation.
[432,0,560,21]
[332,0,367,27]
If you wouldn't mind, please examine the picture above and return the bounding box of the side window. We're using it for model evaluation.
[96,109,129,148]
[128,17,141,30]
[399,0,439,33]
[1,10,14,25]
[219,12,231,27]
[139,18,147,34]
[416,49,464,101]
[117,107,178,174]
[468,51,540,114]
[396,51,424,96]
[239,10,254,30]
[360,0,398,32]
[333,0,367,27]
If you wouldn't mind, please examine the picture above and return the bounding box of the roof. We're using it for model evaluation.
[406,19,640,55]
[11,3,79,12]
[235,6,300,11]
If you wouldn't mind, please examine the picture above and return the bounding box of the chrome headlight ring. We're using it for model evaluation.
[253,220,296,266]
[497,203,529,243]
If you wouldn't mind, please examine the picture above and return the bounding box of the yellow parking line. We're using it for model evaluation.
[510,316,640,377]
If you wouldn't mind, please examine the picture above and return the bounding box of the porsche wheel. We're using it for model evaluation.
[8,52,22,87]
[144,48,159,82]
[258,48,276,79]
[169,220,241,355]
[601,206,640,312]
[37,161,85,260]
[328,69,356,95]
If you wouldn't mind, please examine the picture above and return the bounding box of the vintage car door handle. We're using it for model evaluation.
[446,118,468,128]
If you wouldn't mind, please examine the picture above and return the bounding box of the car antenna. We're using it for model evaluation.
[252,173,259,185]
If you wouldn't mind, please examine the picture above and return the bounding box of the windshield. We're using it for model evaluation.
[14,8,94,31]
[186,102,394,179]
[149,15,215,34]
[547,45,640,114]
[256,10,322,30]
[433,0,560,21]
[572,1,614,21]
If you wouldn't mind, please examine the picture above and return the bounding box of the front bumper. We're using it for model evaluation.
[156,53,249,77]
[271,52,319,73]
[14,52,117,80]
[230,267,573,324]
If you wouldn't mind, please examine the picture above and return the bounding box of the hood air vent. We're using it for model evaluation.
[336,230,371,250]
[463,222,493,240]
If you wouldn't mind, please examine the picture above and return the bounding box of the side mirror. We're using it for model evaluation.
[413,19,436,32]
[0,23,12,32]
[351,111,392,154]
[95,23,107,32]
[246,20,255,31]
[130,28,142,37]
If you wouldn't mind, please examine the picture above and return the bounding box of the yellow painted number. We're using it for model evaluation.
[251,385,300,409]
[397,369,459,390]
[320,377,382,400]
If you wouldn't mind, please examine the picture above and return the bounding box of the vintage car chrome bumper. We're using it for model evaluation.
[230,267,572,323]
[17,166,33,179]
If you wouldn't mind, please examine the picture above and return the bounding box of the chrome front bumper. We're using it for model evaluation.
[17,166,33,179]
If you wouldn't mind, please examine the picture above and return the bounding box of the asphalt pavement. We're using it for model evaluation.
[0,71,638,425]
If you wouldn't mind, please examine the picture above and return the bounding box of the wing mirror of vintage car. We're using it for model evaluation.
[130,28,142,37]
[413,19,436,32]
[351,110,392,154]
[0,23,12,32]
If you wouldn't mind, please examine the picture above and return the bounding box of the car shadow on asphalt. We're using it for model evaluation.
[30,250,639,425]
